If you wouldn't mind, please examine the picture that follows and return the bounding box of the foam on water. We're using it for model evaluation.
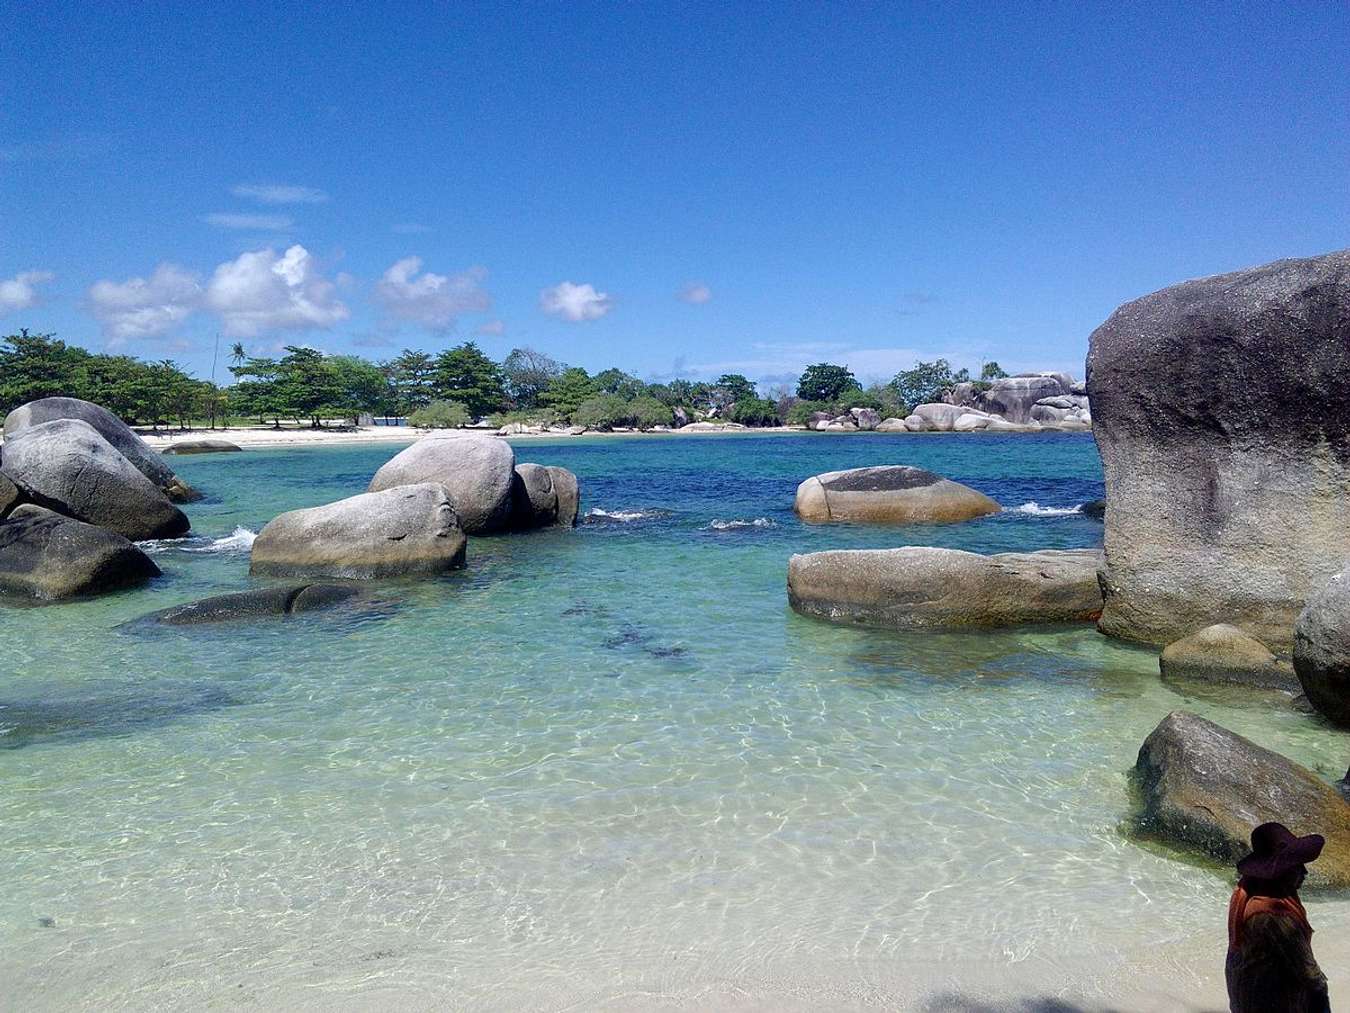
[1011,500,1083,516]
[584,507,668,522]
[138,525,257,555]
[707,516,776,530]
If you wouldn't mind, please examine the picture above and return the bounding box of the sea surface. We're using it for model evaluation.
[3,432,1348,1010]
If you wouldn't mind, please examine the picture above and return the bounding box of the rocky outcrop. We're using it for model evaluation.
[0,504,161,600]
[251,483,467,580]
[953,412,991,432]
[1159,624,1297,691]
[875,417,907,432]
[1089,249,1350,648]
[0,473,20,518]
[978,374,1072,424]
[368,434,515,534]
[787,546,1104,629]
[0,418,190,541]
[160,440,242,455]
[793,466,1000,525]
[849,407,879,431]
[1294,568,1350,726]
[146,584,363,625]
[1133,710,1350,888]
[910,403,988,432]
[547,466,580,527]
[3,396,198,501]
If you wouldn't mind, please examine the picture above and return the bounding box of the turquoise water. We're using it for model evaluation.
[3,432,1348,1009]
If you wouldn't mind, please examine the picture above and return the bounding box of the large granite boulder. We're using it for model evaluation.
[1088,249,1350,648]
[251,483,466,580]
[976,374,1071,423]
[793,466,1000,525]
[1133,710,1350,888]
[849,407,880,431]
[3,396,198,501]
[146,584,363,625]
[953,412,991,432]
[0,473,21,518]
[1159,623,1297,691]
[911,403,983,432]
[368,434,514,534]
[0,504,161,599]
[875,417,908,432]
[1294,568,1350,726]
[0,419,189,541]
[510,463,558,529]
[548,466,580,527]
[788,546,1104,629]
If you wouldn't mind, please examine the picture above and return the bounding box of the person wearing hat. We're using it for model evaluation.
[1226,821,1331,1012]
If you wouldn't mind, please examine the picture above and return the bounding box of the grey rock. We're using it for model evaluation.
[1080,499,1106,520]
[1159,623,1298,691]
[794,465,1001,525]
[510,463,558,529]
[875,417,908,432]
[849,407,880,431]
[911,403,976,431]
[1294,567,1350,726]
[976,375,1070,423]
[251,483,467,580]
[0,472,20,518]
[788,546,1103,629]
[942,381,981,407]
[1088,248,1350,648]
[367,434,515,534]
[1,418,189,541]
[902,414,930,432]
[953,412,991,431]
[0,504,160,600]
[3,397,198,501]
[547,466,580,527]
[1133,710,1350,888]
[160,440,242,455]
[148,584,363,625]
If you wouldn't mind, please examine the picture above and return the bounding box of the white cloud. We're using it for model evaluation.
[539,281,612,322]
[0,270,55,314]
[205,245,349,337]
[375,257,490,332]
[678,282,712,304]
[203,212,294,230]
[230,183,329,204]
[87,264,202,341]
[474,319,505,336]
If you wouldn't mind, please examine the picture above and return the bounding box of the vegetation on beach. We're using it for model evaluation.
[1,328,1009,432]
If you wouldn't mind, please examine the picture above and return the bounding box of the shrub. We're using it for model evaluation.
[729,397,780,427]
[486,407,558,428]
[572,394,630,430]
[837,387,882,411]
[786,400,831,425]
[628,396,673,430]
[409,399,470,428]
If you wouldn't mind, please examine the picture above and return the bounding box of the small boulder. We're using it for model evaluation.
[1080,499,1106,520]
[3,396,198,501]
[953,412,991,432]
[147,584,363,625]
[1,418,189,541]
[1159,624,1297,690]
[788,546,1104,629]
[509,463,559,529]
[251,483,466,580]
[794,465,1000,525]
[368,434,515,534]
[911,403,974,431]
[0,504,160,600]
[1133,710,1350,888]
[849,407,879,431]
[875,417,908,432]
[160,440,242,455]
[547,466,580,527]
[1294,568,1350,726]
[902,414,930,432]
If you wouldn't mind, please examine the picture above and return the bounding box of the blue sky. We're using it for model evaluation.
[3,2,1347,388]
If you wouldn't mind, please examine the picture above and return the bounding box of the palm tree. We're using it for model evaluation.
[229,342,247,367]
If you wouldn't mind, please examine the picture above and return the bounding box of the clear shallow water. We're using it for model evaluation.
[3,432,1348,1010]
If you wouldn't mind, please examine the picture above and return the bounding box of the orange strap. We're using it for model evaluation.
[1228,885,1312,950]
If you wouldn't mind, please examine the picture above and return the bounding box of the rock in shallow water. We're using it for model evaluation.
[368,434,515,534]
[0,504,160,600]
[1133,710,1350,889]
[160,440,242,455]
[147,583,363,624]
[1088,248,1350,649]
[251,483,466,580]
[1159,623,1297,691]
[1294,568,1350,727]
[787,546,1103,629]
[0,418,190,541]
[794,465,1000,526]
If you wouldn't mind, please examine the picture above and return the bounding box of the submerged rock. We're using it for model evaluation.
[160,440,242,455]
[787,546,1103,629]
[1294,568,1350,727]
[251,483,466,580]
[0,504,160,600]
[794,465,1000,525]
[1133,710,1350,888]
[3,396,199,501]
[368,434,515,534]
[146,583,363,625]
[1159,624,1297,691]
[1088,248,1350,648]
[0,418,190,541]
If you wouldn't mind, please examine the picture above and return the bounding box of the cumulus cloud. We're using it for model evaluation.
[203,212,294,230]
[374,257,490,332]
[539,281,612,322]
[230,183,329,204]
[87,264,202,341]
[205,245,349,337]
[0,270,55,314]
[678,282,712,305]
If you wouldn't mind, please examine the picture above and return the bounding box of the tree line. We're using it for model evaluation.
[0,329,1007,431]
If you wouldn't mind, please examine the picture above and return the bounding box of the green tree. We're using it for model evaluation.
[501,346,564,408]
[409,399,470,428]
[796,362,858,402]
[716,373,757,404]
[540,367,599,419]
[628,395,673,429]
[387,349,436,416]
[573,394,631,429]
[729,396,779,426]
[329,355,394,422]
[0,330,90,414]
[888,359,964,408]
[274,346,344,427]
[431,341,506,419]
[980,361,1009,382]
[592,367,646,400]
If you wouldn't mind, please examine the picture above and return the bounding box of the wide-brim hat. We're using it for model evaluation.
[1237,821,1325,880]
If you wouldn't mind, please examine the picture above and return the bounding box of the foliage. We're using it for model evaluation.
[715,373,757,406]
[796,362,858,402]
[729,396,780,426]
[627,396,673,430]
[501,347,564,409]
[980,360,1008,382]
[837,386,882,411]
[409,399,470,429]
[540,367,600,418]
[432,341,506,419]
[786,399,831,425]
[888,358,969,409]
[328,355,393,420]
[572,393,631,429]
[486,407,559,428]
[387,349,437,415]
[273,346,345,426]
[592,368,646,400]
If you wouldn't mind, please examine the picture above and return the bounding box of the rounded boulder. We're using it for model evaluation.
[794,465,1000,525]
[368,434,515,534]
[1294,568,1350,726]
